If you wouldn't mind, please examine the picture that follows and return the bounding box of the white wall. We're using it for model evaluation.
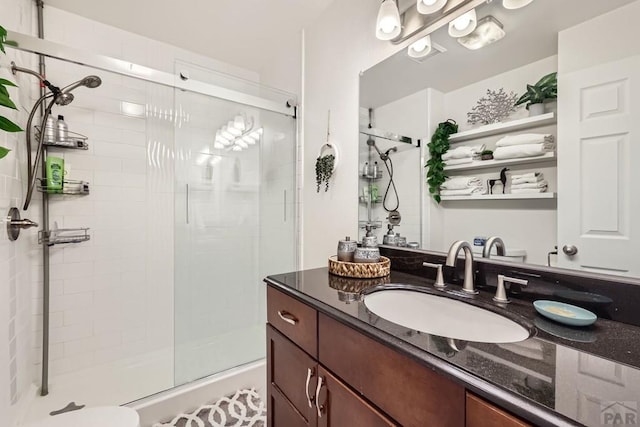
[302,0,407,268]
[0,1,37,426]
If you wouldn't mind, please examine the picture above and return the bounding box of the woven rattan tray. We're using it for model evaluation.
[328,256,391,279]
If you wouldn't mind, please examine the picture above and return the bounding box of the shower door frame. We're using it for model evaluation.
[6,30,299,395]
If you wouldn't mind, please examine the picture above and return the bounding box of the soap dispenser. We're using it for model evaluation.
[383,224,398,246]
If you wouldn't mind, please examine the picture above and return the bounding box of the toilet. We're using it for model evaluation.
[25,406,140,427]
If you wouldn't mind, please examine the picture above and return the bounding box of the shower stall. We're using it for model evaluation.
[8,30,297,424]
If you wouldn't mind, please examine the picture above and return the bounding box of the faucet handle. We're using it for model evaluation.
[423,262,446,289]
[493,274,528,303]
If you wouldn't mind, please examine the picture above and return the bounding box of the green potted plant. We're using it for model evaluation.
[515,72,557,117]
[0,24,23,159]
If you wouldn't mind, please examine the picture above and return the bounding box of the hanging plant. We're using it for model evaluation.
[0,24,23,159]
[315,154,335,192]
[425,119,458,203]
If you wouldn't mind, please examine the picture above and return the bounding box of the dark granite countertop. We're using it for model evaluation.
[265,267,640,427]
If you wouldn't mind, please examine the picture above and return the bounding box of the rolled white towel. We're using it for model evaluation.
[511,172,541,180]
[440,187,486,196]
[493,143,555,160]
[511,187,548,194]
[496,134,554,147]
[445,157,473,166]
[512,174,544,185]
[442,144,485,161]
[441,176,483,190]
[511,180,548,189]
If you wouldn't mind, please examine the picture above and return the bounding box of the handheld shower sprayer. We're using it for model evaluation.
[10,62,102,210]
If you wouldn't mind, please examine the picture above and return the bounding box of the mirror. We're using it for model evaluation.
[359,0,640,277]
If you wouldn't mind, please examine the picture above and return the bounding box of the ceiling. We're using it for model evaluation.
[44,0,336,73]
[361,0,636,108]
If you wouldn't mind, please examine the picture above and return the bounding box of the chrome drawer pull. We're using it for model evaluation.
[315,376,325,418]
[305,367,315,408]
[277,310,298,325]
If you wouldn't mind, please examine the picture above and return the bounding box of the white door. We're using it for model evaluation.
[557,56,640,275]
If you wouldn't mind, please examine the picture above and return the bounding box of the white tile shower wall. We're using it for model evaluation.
[0,0,37,425]
[26,56,176,391]
[20,5,275,398]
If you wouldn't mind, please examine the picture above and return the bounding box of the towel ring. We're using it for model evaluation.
[318,143,339,173]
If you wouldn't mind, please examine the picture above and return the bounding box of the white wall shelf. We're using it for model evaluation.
[444,152,556,172]
[449,113,556,143]
[440,192,556,201]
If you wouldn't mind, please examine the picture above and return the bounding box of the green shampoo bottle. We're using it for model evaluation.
[46,156,64,192]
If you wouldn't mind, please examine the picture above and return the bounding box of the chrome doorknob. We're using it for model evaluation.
[562,245,578,256]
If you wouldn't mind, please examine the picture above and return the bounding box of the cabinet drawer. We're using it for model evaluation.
[466,393,532,427]
[319,313,465,427]
[267,285,317,357]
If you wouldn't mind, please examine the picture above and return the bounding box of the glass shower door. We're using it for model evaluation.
[173,90,296,385]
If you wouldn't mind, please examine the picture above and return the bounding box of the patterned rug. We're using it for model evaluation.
[153,389,266,427]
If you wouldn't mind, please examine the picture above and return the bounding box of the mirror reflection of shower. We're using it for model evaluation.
[366,137,400,213]
[10,62,102,210]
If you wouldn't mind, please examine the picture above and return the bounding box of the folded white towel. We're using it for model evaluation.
[511,172,541,180]
[441,176,483,190]
[496,134,554,147]
[512,174,544,185]
[440,187,486,196]
[511,187,548,194]
[493,143,555,160]
[445,157,474,166]
[511,180,548,189]
[442,144,485,161]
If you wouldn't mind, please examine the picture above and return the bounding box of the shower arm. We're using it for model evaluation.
[11,62,62,97]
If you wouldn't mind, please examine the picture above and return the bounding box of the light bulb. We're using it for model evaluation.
[408,35,432,58]
[503,0,533,9]
[417,0,447,15]
[376,0,402,40]
[449,9,477,37]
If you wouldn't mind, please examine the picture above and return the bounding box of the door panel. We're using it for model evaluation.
[557,55,640,275]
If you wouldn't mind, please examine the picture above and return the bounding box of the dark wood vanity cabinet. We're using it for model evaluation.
[267,285,531,427]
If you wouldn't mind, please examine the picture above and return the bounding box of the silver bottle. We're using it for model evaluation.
[56,115,68,142]
[337,236,358,262]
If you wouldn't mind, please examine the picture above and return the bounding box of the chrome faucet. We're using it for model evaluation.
[482,236,505,259]
[445,240,477,294]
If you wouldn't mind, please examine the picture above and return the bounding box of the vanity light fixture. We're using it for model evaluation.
[408,35,432,58]
[503,0,533,10]
[448,8,477,38]
[457,16,505,50]
[417,0,447,15]
[376,0,402,40]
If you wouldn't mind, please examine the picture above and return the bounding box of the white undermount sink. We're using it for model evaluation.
[363,287,532,344]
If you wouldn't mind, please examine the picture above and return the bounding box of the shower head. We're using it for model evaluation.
[62,75,103,94]
[55,93,75,106]
[367,137,397,161]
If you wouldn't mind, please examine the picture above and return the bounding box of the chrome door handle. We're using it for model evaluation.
[277,310,298,325]
[305,367,315,408]
[562,245,578,256]
[315,375,325,418]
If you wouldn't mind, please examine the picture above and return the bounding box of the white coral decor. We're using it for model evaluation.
[467,88,519,126]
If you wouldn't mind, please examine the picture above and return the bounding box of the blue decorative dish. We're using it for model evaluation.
[533,300,597,327]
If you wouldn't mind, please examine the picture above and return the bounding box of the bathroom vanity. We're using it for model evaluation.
[265,254,640,427]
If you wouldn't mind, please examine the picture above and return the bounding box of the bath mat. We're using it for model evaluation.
[153,388,266,427]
